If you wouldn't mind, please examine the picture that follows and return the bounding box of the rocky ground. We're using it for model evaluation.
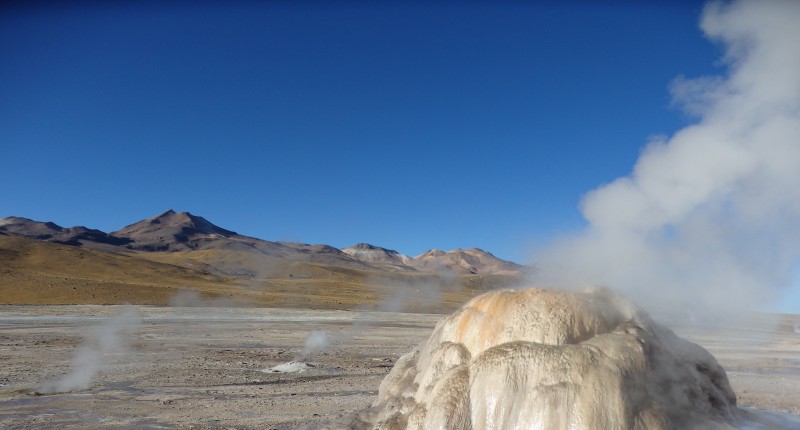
[0,305,798,429]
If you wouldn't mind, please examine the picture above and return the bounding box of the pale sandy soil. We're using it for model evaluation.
[0,306,798,429]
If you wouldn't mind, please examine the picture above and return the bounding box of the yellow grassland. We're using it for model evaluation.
[0,235,520,312]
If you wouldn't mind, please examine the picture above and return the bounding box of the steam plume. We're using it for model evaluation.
[40,306,141,393]
[537,0,800,314]
[299,330,331,361]
[294,274,456,362]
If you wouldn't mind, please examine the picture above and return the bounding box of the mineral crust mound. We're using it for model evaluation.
[367,288,739,430]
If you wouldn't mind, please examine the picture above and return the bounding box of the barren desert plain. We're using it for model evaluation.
[0,303,799,429]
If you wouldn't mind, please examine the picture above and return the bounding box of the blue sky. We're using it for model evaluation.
[6,1,800,314]
[1,1,720,262]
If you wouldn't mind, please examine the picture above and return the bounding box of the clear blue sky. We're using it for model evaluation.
[1,1,721,263]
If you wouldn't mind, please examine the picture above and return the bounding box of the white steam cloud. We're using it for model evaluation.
[40,306,142,393]
[536,0,800,314]
[293,275,457,362]
[299,330,331,361]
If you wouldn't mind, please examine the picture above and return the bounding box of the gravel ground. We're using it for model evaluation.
[0,306,798,429]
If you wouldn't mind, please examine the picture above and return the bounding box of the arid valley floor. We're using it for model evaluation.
[0,305,799,429]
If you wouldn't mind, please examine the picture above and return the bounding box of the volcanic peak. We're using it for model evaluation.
[116,209,236,237]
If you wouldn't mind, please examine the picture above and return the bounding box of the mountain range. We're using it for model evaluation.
[0,210,525,309]
[1,209,522,275]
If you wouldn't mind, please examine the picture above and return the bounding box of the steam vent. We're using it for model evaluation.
[367,288,739,430]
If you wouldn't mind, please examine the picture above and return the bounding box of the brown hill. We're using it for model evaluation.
[0,235,226,305]
[0,235,520,311]
[0,216,131,247]
[408,248,523,275]
[110,210,380,274]
[112,209,237,251]
[341,243,412,270]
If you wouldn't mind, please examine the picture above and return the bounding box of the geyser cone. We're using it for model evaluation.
[368,288,739,430]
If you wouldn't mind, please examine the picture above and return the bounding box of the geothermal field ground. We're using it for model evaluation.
[0,304,799,429]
